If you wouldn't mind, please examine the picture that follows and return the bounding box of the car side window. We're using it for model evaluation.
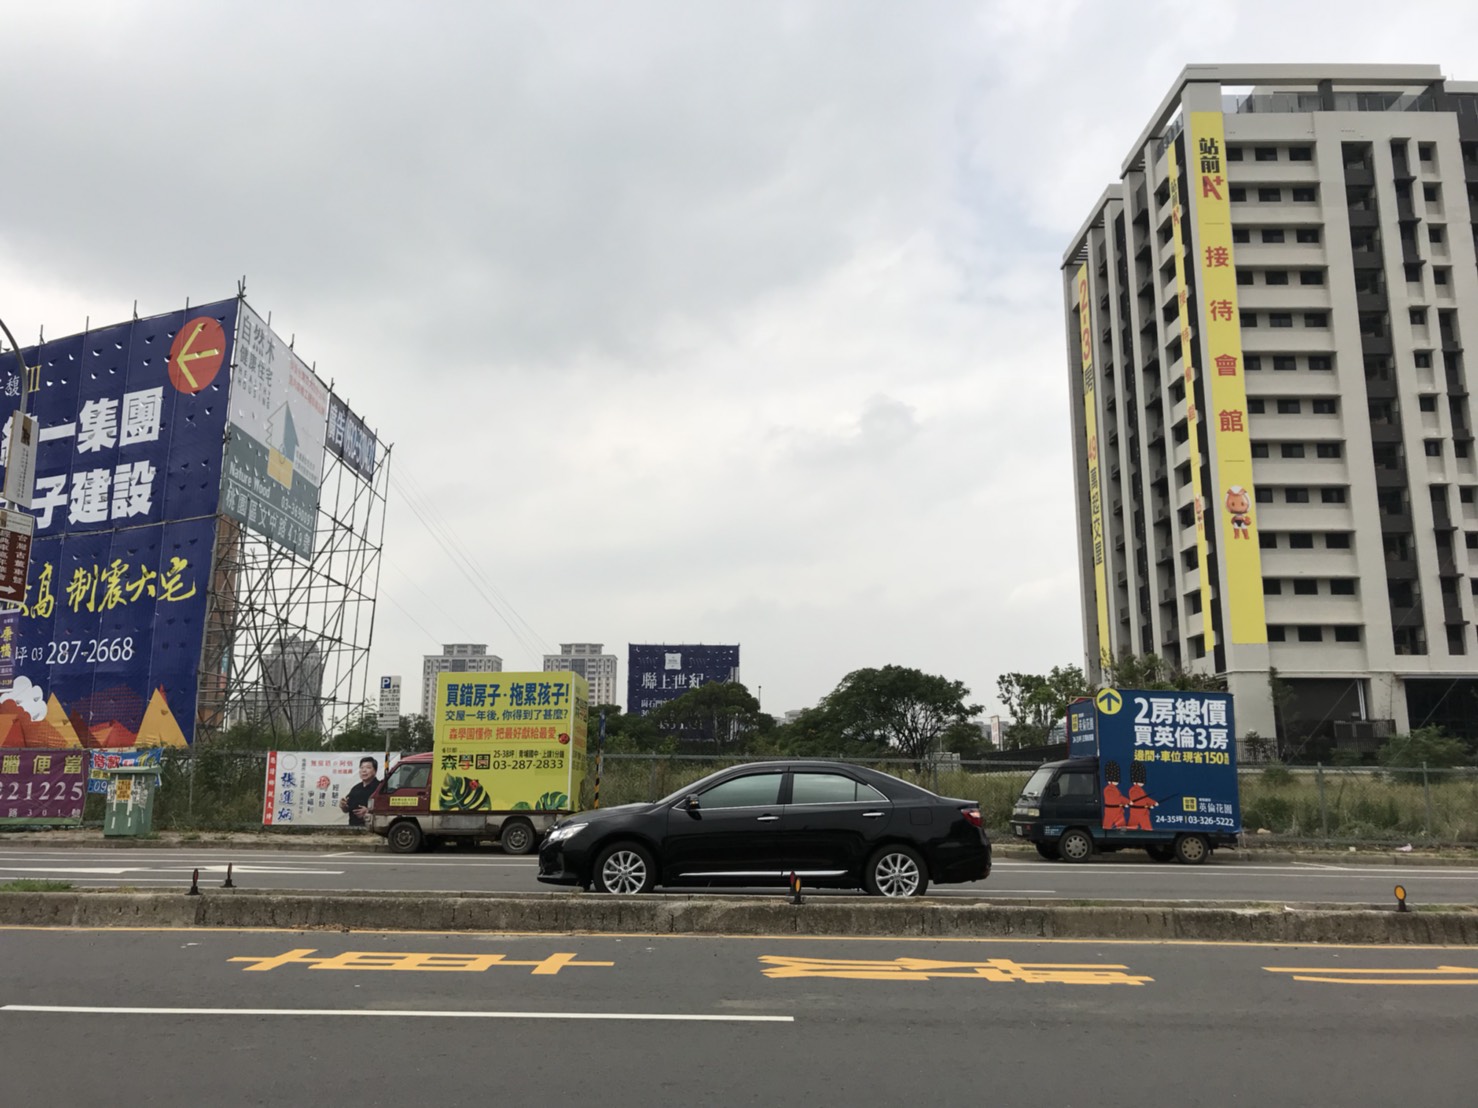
[1058,771,1095,798]
[388,763,429,790]
[697,773,784,809]
[790,773,886,805]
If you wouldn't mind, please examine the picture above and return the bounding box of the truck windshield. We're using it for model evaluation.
[1018,767,1056,800]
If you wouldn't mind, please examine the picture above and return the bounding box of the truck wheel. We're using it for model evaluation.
[1057,828,1094,863]
[1145,843,1176,863]
[1035,842,1060,861]
[499,818,536,855]
[387,820,424,854]
[593,841,656,894]
[1174,834,1210,865]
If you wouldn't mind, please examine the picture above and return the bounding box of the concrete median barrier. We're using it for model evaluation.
[2,889,1476,944]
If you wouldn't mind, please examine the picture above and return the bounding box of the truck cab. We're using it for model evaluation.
[366,752,561,855]
[1010,756,1236,865]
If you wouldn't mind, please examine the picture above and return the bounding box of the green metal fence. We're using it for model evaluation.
[36,750,1478,846]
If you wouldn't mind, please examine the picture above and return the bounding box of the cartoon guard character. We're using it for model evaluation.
[1101,761,1129,830]
[1225,485,1253,539]
[1127,761,1157,831]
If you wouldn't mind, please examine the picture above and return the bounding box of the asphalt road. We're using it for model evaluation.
[1,927,1472,1106]
[1,844,1474,904]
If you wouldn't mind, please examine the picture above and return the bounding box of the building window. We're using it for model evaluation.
[1246,355,1262,371]
[1297,625,1322,642]
[1268,625,1287,641]
[1330,578,1356,595]
[1304,312,1329,328]
[1256,486,1275,503]
[1425,439,1443,457]
[1270,313,1294,329]
[1435,267,1451,286]
[1467,532,1478,550]
[1227,145,1244,162]
[1300,269,1325,285]
[1277,399,1301,414]
[1405,263,1424,283]
[1420,394,1438,412]
[1293,578,1318,595]
[1230,186,1247,202]
[1290,146,1313,162]
[1266,270,1289,285]
[1252,442,1270,458]
[1260,532,1277,548]
[1463,486,1476,504]
[1415,352,1432,368]
[1233,227,1251,243]
[1243,311,1258,328]
[1295,227,1321,243]
[1264,578,1282,594]
[1281,442,1306,458]
[1316,442,1343,458]
[1419,143,1435,162]
[1334,626,1361,643]
[1309,355,1333,371]
[1411,308,1428,325]
[1430,225,1445,244]
[1258,187,1282,202]
[1321,487,1347,503]
[1457,442,1471,460]
[1424,183,1439,202]
[1312,398,1337,414]
[1255,146,1278,162]
[1248,398,1266,414]
[1326,532,1352,549]
[1289,532,1314,548]
[1291,187,1317,202]
[1237,268,1255,286]
[1286,487,1310,503]
[1262,228,1286,243]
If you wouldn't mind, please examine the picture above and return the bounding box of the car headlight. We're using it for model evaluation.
[545,823,588,844]
[1014,807,1040,818]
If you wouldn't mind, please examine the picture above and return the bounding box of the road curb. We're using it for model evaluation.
[2,891,1474,944]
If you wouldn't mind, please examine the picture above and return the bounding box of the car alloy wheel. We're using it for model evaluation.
[599,849,649,894]
[872,850,923,897]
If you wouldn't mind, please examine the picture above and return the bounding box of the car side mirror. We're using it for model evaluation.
[683,794,701,812]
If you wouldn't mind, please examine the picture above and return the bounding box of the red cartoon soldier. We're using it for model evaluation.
[1225,485,1252,539]
[1127,761,1157,831]
[1101,761,1129,830]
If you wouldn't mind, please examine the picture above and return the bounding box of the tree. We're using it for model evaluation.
[1101,653,1224,692]
[819,665,981,766]
[995,666,1091,748]
[1378,726,1471,777]
[646,682,771,752]
[586,704,672,754]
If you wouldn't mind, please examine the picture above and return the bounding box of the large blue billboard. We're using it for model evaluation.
[626,644,740,716]
[0,299,237,748]
[1094,688,1240,835]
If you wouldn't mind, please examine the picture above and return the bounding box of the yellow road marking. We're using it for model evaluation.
[229,948,612,974]
[760,955,1151,984]
[1265,964,1478,985]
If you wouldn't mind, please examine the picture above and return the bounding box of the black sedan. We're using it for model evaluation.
[537,760,991,897]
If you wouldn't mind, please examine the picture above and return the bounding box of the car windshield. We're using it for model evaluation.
[1018,767,1057,801]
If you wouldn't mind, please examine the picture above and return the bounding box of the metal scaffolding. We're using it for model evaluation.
[196,418,390,744]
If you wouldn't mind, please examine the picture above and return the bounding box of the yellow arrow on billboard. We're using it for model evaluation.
[1095,688,1123,715]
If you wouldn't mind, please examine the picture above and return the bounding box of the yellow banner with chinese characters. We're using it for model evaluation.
[1168,143,1215,653]
[1189,111,1267,645]
[432,672,588,812]
[1077,264,1111,667]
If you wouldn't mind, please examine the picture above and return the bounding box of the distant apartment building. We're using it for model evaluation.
[421,643,502,718]
[1064,64,1478,743]
[542,643,619,706]
[242,633,325,736]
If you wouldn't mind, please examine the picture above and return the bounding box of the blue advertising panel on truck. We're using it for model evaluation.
[1009,689,1241,865]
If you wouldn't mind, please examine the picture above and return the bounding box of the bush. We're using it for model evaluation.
[1261,763,1294,787]
[1378,727,1471,783]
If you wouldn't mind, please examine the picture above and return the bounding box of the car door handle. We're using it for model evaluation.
[755,814,780,822]
[862,811,886,818]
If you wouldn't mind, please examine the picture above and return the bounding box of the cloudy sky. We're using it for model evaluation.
[4,1,1477,721]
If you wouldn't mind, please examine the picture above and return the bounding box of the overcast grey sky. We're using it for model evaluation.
[4,1,1477,720]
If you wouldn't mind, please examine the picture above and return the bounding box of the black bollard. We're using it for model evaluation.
[789,871,803,906]
[187,868,201,896]
[222,863,235,889]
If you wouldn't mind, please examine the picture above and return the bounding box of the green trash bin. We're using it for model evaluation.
[103,765,159,838]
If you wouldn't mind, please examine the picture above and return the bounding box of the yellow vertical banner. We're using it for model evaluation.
[1167,143,1216,653]
[1189,112,1267,645]
[1077,265,1112,667]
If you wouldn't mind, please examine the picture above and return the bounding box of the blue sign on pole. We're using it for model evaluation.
[0,300,237,750]
[1094,689,1240,835]
[625,644,740,716]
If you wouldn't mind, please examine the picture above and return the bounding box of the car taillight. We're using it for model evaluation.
[961,806,983,828]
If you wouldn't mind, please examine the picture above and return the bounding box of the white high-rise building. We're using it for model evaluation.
[543,643,619,707]
[1064,64,1478,747]
[420,643,502,719]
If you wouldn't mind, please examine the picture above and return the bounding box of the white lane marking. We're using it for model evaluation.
[0,1005,794,1023]
[0,865,344,877]
[0,867,143,875]
[194,866,344,876]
